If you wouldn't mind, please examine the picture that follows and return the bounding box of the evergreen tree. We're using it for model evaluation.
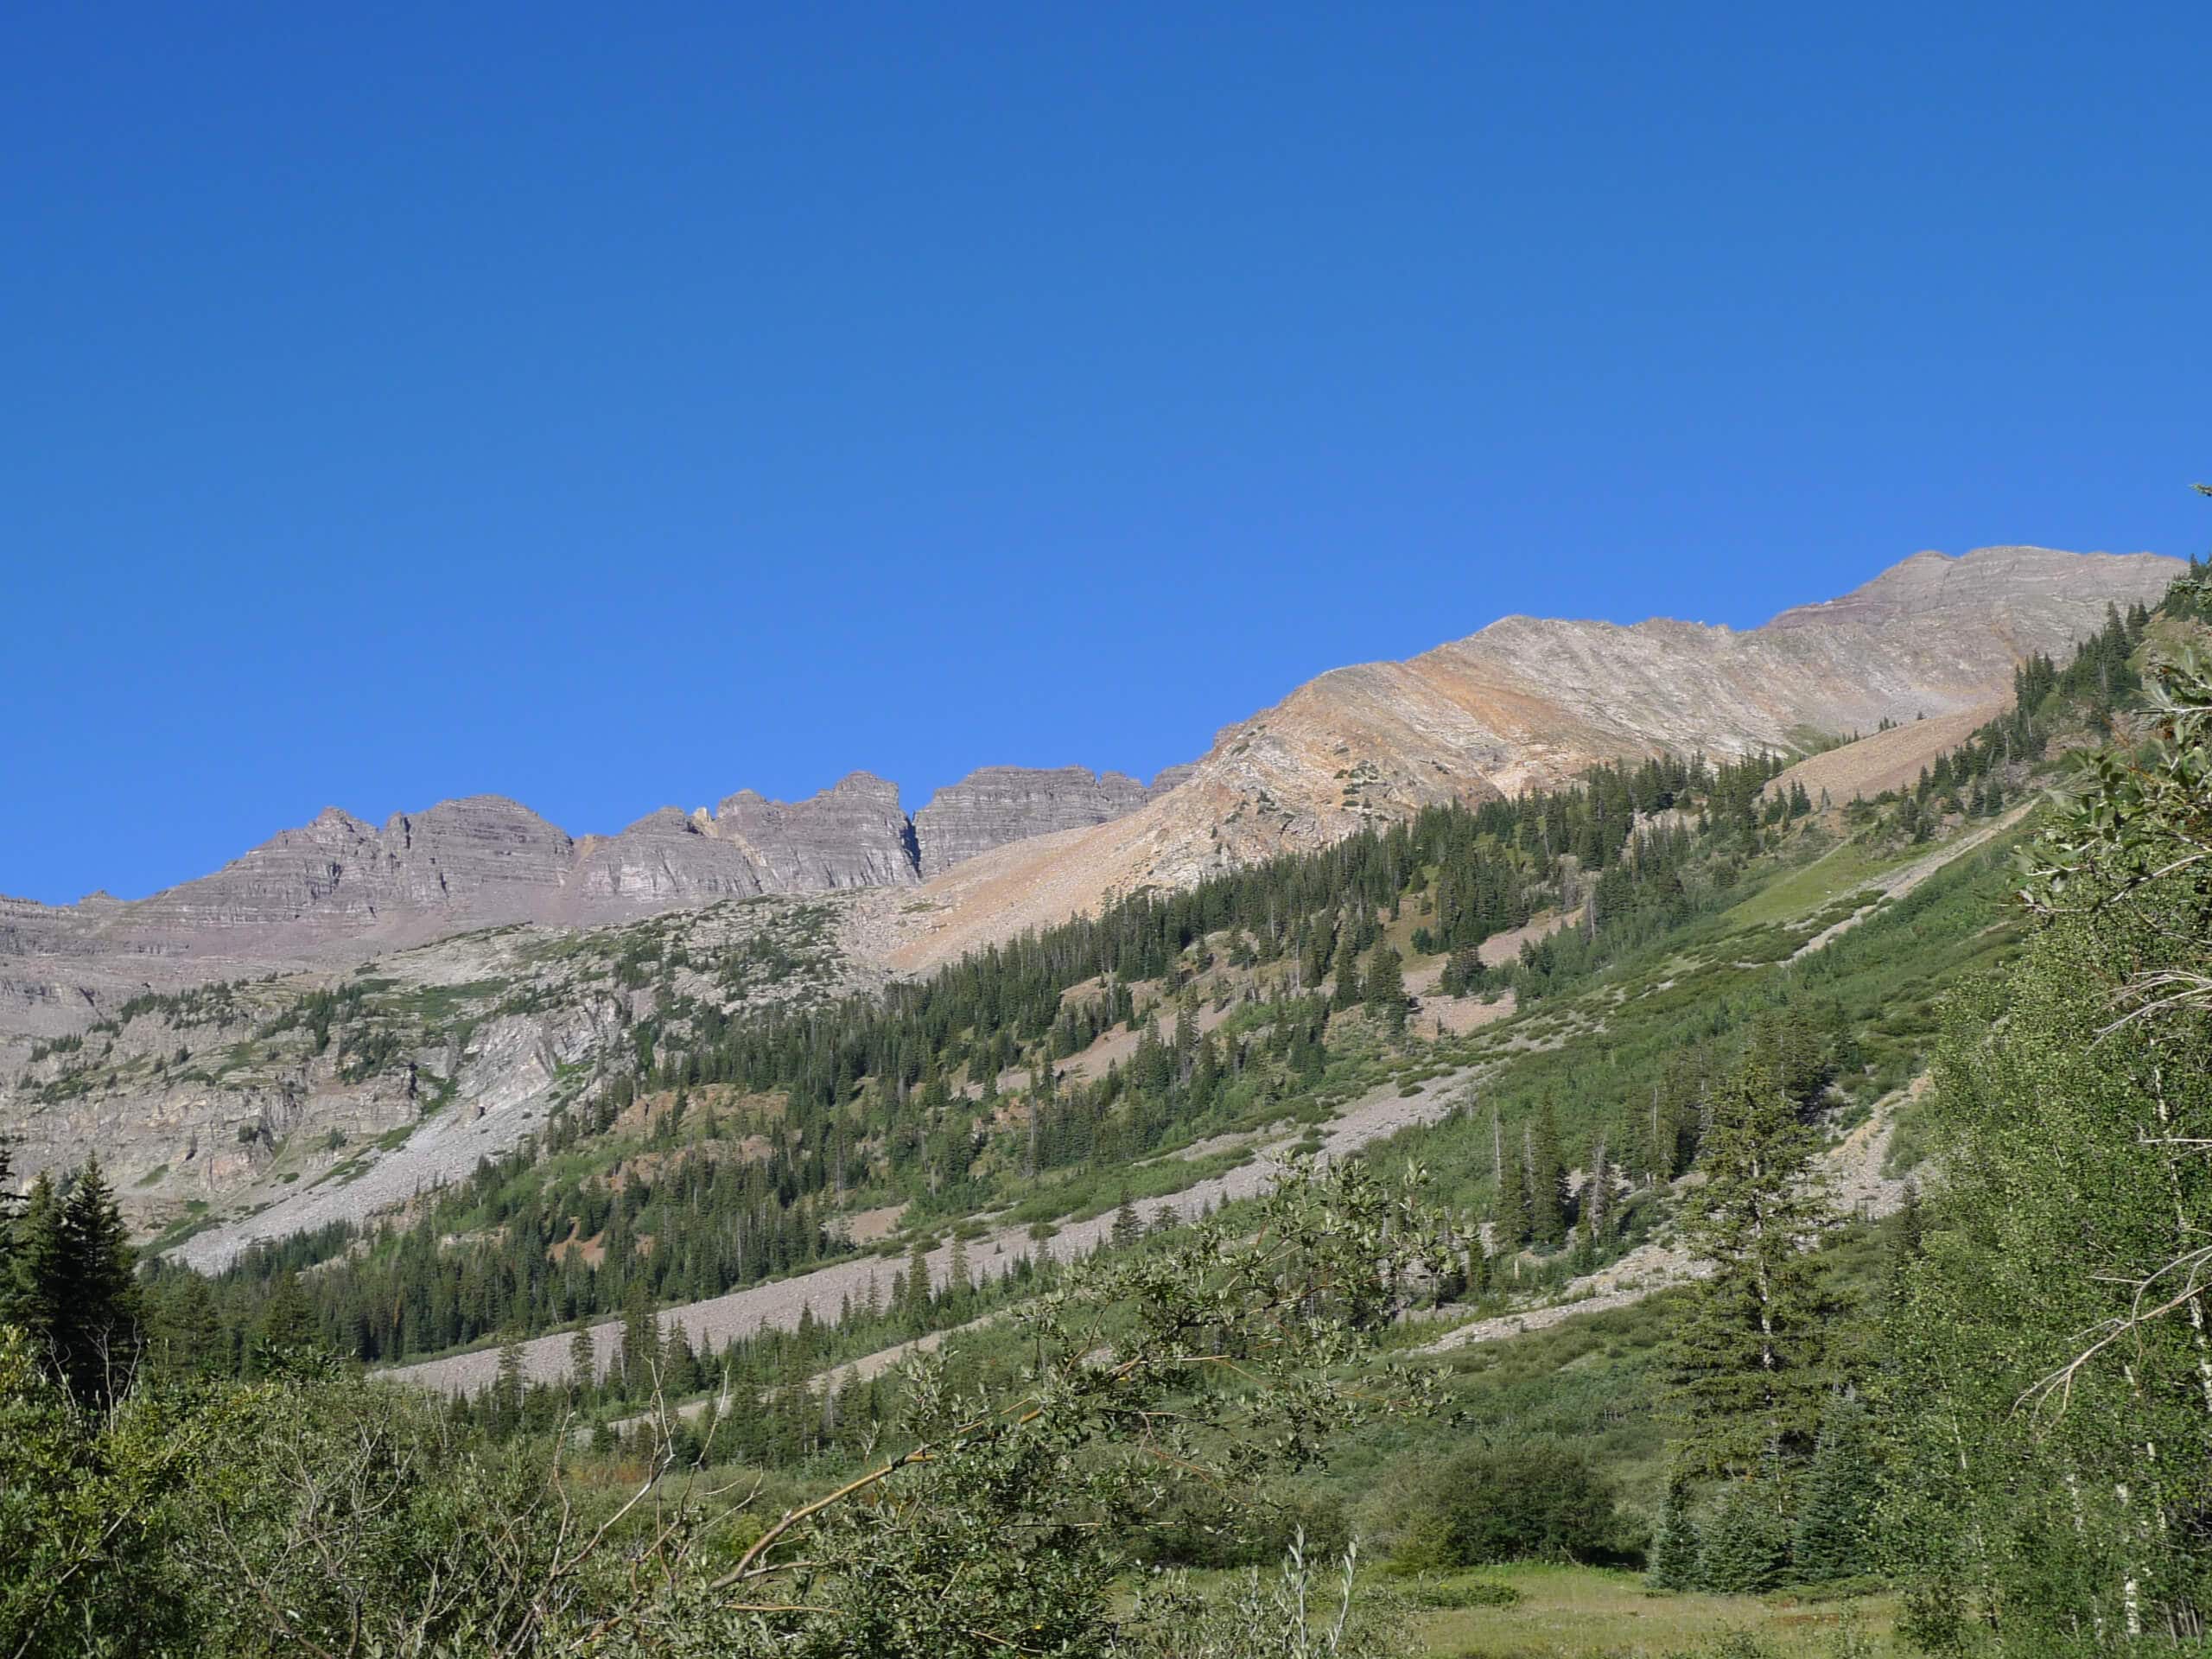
[900,1236,931,1330]
[10,1172,68,1370]
[1109,1190,1143,1252]
[145,1270,221,1376]
[1527,1105,1567,1248]
[251,1268,317,1375]
[1362,943,1408,1036]
[1670,1057,1834,1483]
[18,1157,143,1405]
[1698,1482,1790,1593]
[618,1279,658,1398]
[568,1318,597,1401]
[1649,1485,1702,1591]
[1790,1395,1878,1582]
[495,1334,527,1428]
[944,1231,971,1310]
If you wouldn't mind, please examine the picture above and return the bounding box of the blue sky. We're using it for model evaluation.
[4,3,2206,905]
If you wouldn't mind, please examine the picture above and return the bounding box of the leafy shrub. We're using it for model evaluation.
[1396,1574,1521,1608]
[1395,1440,1638,1567]
[1135,1487,1352,1569]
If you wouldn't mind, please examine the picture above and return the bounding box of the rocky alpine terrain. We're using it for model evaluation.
[0,542,2182,1252]
[872,544,2182,969]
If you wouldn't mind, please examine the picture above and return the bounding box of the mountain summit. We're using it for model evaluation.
[0,544,2180,1032]
[876,546,2181,968]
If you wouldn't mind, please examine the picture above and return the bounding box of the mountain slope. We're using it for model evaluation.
[0,766,1185,1042]
[876,545,2179,969]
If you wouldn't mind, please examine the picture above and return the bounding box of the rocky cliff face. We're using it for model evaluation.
[913,766,1169,876]
[0,766,1174,1046]
[572,772,922,905]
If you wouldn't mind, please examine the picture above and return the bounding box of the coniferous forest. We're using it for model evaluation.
[5,553,2212,1656]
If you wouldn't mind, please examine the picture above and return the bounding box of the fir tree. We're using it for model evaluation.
[146,1270,221,1376]
[1109,1190,1143,1252]
[495,1333,527,1427]
[46,1154,140,1404]
[1791,1395,1878,1582]
[251,1268,317,1376]
[1362,943,1408,1036]
[1527,1104,1567,1248]
[944,1231,971,1309]
[1649,1484,1702,1591]
[618,1279,658,1398]
[900,1236,931,1329]
[10,1172,68,1371]
[1670,1057,1835,1483]
[1698,1482,1790,1593]
[568,1319,597,1401]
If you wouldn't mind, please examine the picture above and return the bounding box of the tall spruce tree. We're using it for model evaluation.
[1363,943,1408,1036]
[15,1156,141,1405]
[10,1172,67,1369]
[1648,1484,1703,1592]
[1527,1104,1567,1248]
[1790,1394,1877,1582]
[1669,1056,1834,1484]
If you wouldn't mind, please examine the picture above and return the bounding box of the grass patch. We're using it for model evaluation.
[1406,1560,1895,1657]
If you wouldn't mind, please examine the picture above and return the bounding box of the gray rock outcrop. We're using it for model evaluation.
[912,766,1159,877]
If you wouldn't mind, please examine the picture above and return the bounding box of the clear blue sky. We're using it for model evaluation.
[5,3,2206,905]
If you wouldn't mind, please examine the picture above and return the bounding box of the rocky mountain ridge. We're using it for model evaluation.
[0,542,2185,1246]
[873,545,2184,969]
[0,765,1187,1039]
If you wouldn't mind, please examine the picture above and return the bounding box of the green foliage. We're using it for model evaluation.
[1883,557,2212,1646]
[0,1160,1444,1657]
[5,1154,141,1407]
[1697,1483,1792,1595]
[1670,1058,1836,1484]
[1649,1484,1703,1591]
[1398,1441,1635,1567]
[1789,1396,1876,1584]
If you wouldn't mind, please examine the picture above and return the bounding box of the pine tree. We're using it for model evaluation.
[1109,1190,1143,1251]
[1698,1482,1790,1593]
[29,1155,142,1405]
[1670,1058,1835,1483]
[944,1231,971,1309]
[1649,1484,1703,1591]
[569,1318,598,1400]
[146,1269,221,1376]
[900,1236,931,1329]
[618,1279,658,1399]
[1363,943,1408,1036]
[496,1333,527,1428]
[1791,1395,1878,1581]
[1527,1105,1567,1248]
[252,1268,317,1376]
[664,1324,703,1395]
[10,1172,68,1370]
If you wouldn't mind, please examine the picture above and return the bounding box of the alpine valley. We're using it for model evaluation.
[8,537,2212,1659]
